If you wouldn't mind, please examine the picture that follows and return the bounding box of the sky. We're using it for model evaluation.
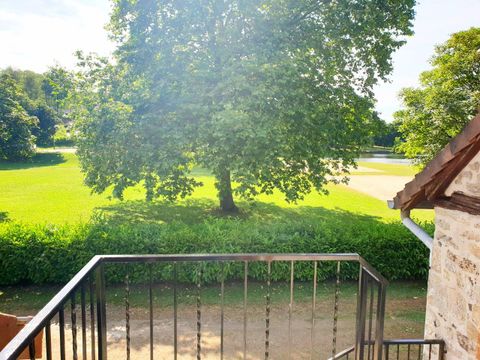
[1,0,480,121]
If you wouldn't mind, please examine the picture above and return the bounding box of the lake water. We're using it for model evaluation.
[358,152,412,165]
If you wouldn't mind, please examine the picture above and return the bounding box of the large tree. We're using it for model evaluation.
[76,0,415,212]
[395,27,480,166]
[0,74,38,160]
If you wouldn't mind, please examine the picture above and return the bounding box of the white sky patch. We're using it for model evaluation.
[1,0,480,121]
[0,0,114,72]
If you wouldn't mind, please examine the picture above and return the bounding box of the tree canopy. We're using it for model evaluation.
[75,0,416,211]
[395,27,480,166]
[0,74,38,160]
[0,66,74,150]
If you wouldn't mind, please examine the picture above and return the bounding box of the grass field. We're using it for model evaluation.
[0,151,432,225]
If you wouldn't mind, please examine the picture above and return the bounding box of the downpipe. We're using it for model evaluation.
[400,210,433,264]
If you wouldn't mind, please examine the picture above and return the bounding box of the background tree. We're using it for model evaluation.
[395,27,480,166]
[76,0,415,212]
[1,67,74,147]
[42,65,74,114]
[30,104,59,146]
[2,68,46,104]
[0,74,38,160]
[372,119,402,148]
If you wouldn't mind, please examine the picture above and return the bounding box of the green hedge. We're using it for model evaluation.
[0,215,432,285]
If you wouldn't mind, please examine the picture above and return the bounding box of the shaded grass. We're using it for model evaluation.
[0,152,67,170]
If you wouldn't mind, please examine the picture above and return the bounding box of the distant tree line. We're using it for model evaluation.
[395,27,480,166]
[0,67,74,160]
[370,118,402,148]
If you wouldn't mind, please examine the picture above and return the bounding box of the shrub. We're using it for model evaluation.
[0,213,432,286]
[53,124,75,147]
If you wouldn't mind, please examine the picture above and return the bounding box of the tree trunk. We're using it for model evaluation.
[217,169,238,213]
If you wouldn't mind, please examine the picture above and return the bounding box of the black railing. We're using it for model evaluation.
[0,253,388,360]
[383,339,446,360]
[330,339,446,360]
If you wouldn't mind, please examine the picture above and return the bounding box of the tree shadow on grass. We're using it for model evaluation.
[95,198,221,225]
[0,211,9,223]
[0,153,66,170]
[94,197,383,226]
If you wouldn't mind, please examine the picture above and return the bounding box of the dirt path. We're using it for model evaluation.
[35,303,356,359]
[346,175,413,201]
[29,295,424,360]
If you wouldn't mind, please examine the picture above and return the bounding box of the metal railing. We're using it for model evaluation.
[383,339,446,360]
[331,339,446,360]
[0,253,389,360]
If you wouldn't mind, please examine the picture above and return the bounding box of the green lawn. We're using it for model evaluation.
[354,161,420,176]
[0,152,432,224]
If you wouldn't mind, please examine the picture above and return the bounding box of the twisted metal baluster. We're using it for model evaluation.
[220,262,225,360]
[125,272,131,360]
[196,263,202,360]
[149,264,154,360]
[289,261,295,359]
[265,261,271,360]
[243,261,248,360]
[331,261,341,359]
[71,291,78,360]
[310,261,317,359]
[173,262,178,360]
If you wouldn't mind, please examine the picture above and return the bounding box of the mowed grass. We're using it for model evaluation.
[0,152,432,224]
[354,161,420,176]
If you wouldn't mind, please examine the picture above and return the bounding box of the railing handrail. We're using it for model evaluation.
[98,253,388,284]
[327,345,355,360]
[0,256,103,360]
[383,338,445,345]
[0,252,387,360]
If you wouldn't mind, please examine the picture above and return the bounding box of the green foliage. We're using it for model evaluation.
[75,0,416,212]
[30,104,59,146]
[0,212,431,286]
[0,74,38,160]
[395,27,480,166]
[1,67,74,147]
[2,68,46,104]
[53,124,74,146]
[42,65,75,114]
[373,120,401,148]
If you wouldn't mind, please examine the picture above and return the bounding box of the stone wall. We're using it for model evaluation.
[425,206,480,359]
[445,151,480,197]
